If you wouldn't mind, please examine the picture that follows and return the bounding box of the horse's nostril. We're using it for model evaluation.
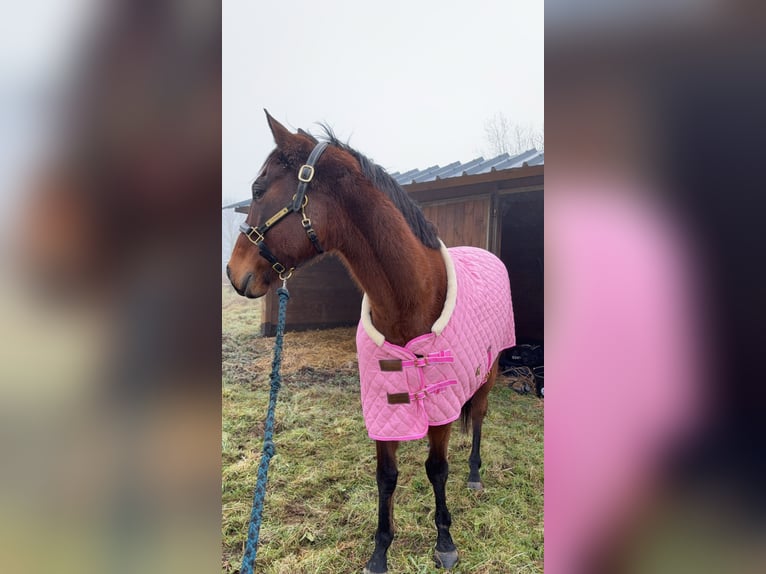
[226,265,232,280]
[229,271,252,297]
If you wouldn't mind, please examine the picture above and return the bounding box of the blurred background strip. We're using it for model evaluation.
[1,2,222,573]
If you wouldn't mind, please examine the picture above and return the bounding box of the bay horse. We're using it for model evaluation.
[227,112,515,573]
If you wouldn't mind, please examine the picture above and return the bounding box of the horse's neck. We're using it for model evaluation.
[333,193,447,347]
[346,244,447,347]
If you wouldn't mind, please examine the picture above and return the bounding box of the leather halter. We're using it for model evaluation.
[239,142,328,278]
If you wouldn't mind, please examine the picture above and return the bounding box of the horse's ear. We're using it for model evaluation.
[264,109,295,150]
[297,128,318,144]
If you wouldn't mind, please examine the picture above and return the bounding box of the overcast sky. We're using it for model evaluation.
[223,0,543,204]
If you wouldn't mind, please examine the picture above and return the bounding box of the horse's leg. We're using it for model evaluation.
[467,357,499,490]
[426,424,459,569]
[364,440,399,574]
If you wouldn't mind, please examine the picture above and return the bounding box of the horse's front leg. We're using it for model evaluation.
[426,424,459,569]
[364,440,399,574]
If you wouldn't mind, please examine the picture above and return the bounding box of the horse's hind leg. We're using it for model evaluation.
[364,440,399,574]
[467,357,499,490]
[426,424,459,569]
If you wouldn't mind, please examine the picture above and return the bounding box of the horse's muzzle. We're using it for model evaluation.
[228,267,253,297]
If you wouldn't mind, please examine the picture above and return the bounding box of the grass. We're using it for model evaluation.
[222,287,544,573]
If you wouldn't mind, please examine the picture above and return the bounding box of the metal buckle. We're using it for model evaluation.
[298,164,315,183]
[271,261,286,274]
[244,227,264,245]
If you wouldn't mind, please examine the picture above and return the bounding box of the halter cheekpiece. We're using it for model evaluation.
[239,142,328,279]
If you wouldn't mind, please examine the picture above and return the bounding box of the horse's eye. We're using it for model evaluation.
[252,181,266,200]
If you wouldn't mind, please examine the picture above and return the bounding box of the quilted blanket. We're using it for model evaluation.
[356,242,515,441]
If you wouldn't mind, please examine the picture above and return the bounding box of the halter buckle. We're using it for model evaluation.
[271,261,286,274]
[243,227,264,245]
[298,164,315,183]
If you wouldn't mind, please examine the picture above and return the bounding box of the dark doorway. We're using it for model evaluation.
[499,190,543,343]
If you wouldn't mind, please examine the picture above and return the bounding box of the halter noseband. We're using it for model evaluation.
[239,142,328,279]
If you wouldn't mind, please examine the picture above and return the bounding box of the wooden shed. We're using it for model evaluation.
[231,150,543,343]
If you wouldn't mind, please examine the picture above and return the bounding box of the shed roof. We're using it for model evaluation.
[222,148,543,210]
[390,148,543,184]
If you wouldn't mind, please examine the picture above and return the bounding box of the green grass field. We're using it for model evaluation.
[222,287,543,573]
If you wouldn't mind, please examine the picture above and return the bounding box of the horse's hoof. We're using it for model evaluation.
[467,480,484,491]
[434,549,459,569]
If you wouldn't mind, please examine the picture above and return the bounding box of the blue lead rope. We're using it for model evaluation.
[240,285,290,574]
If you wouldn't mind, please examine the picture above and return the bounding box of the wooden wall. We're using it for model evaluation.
[422,197,490,249]
[261,254,361,336]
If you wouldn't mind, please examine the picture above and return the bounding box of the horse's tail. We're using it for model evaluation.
[459,397,473,434]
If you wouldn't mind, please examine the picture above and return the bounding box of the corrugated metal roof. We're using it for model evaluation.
[222,148,543,210]
[389,148,543,184]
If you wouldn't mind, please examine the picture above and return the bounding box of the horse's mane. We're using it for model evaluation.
[316,125,441,249]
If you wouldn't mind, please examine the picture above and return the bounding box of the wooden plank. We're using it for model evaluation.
[421,198,489,249]
[407,170,543,203]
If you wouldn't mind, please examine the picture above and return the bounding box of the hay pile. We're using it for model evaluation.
[248,327,358,377]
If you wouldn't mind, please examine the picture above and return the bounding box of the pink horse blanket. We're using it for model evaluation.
[356,243,515,441]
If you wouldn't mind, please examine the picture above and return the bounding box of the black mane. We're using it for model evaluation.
[317,125,440,249]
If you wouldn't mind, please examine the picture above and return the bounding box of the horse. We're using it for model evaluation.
[226,112,515,573]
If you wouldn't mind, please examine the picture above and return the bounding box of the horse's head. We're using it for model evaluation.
[226,112,341,298]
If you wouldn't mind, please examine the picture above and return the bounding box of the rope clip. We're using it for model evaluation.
[279,267,294,289]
